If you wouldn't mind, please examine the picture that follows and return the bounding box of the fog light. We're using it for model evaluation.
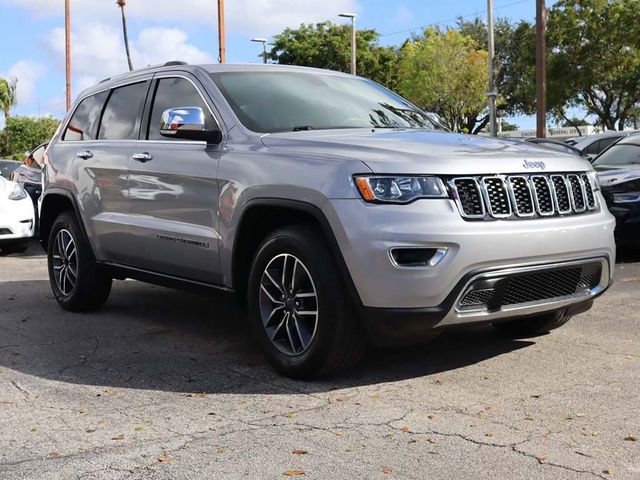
[389,247,447,268]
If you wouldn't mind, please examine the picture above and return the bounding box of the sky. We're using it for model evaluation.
[0,0,558,128]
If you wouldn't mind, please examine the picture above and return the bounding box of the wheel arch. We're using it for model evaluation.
[231,198,362,306]
[39,189,89,252]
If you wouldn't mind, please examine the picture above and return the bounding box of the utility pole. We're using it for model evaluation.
[487,0,497,137]
[536,0,547,138]
[217,0,226,63]
[339,13,357,75]
[65,0,71,111]
[251,38,268,64]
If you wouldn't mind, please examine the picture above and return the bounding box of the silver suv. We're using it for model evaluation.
[41,63,615,378]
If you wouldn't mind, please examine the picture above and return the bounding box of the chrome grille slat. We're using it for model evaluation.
[450,172,598,220]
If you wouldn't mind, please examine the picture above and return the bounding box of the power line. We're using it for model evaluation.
[380,0,529,38]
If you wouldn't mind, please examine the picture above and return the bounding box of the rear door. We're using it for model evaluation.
[125,74,223,283]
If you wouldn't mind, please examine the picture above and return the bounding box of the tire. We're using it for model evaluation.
[1,241,29,254]
[47,211,112,312]
[492,311,572,338]
[247,224,366,379]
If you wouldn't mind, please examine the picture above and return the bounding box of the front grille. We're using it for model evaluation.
[457,262,602,312]
[450,172,597,220]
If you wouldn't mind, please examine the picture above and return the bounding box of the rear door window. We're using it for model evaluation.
[147,77,215,141]
[63,91,108,141]
[98,81,149,140]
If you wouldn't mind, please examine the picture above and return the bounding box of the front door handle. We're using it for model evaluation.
[76,150,93,160]
[132,152,153,163]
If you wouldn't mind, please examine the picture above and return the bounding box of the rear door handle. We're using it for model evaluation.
[132,152,153,163]
[76,150,93,160]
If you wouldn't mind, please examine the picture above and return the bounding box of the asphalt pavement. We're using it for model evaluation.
[0,242,638,479]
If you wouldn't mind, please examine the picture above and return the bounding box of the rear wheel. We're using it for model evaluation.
[492,311,572,338]
[247,225,365,379]
[47,212,112,312]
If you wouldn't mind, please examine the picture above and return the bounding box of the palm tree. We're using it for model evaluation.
[0,77,17,119]
[116,0,134,71]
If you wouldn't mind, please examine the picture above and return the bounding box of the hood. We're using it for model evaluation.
[595,164,640,188]
[0,175,14,197]
[261,129,592,175]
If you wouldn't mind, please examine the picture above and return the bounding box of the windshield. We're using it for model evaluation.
[209,71,444,133]
[593,144,640,166]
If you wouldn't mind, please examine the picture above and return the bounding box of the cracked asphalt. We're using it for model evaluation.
[0,243,639,480]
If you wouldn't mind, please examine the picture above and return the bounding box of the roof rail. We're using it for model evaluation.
[164,60,188,66]
[99,77,111,83]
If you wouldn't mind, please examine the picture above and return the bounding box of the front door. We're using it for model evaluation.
[125,75,223,284]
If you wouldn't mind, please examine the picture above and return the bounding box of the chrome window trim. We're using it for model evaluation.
[506,175,535,218]
[448,177,486,219]
[480,176,512,219]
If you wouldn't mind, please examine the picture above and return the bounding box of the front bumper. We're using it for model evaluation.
[324,197,615,342]
[0,197,35,244]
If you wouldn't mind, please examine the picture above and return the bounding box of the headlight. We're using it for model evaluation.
[8,183,28,201]
[354,175,448,203]
[613,192,640,204]
[588,171,601,191]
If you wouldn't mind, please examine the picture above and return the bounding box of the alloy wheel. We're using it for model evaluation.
[52,228,78,296]
[259,253,319,356]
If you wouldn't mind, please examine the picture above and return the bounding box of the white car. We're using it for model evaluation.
[0,174,35,254]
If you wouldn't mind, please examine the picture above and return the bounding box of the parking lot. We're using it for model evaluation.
[0,242,637,479]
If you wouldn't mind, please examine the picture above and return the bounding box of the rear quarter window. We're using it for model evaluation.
[63,91,108,141]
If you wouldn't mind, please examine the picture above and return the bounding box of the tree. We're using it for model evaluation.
[1,116,60,159]
[501,121,519,132]
[548,0,640,131]
[396,29,488,133]
[0,77,17,119]
[269,22,398,90]
[116,0,134,71]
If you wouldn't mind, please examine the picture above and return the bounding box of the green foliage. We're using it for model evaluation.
[561,117,590,128]
[1,116,60,159]
[500,121,519,132]
[269,21,398,89]
[548,0,640,131]
[0,77,18,119]
[396,28,488,133]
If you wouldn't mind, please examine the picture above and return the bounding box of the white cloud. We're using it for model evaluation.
[2,60,46,107]
[44,22,214,95]
[1,0,358,34]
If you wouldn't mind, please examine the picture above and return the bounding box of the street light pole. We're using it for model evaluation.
[217,0,226,63]
[338,13,357,75]
[251,38,268,64]
[65,0,71,111]
[487,0,497,137]
[536,0,547,138]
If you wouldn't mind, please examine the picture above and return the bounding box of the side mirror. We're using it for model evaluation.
[160,107,221,143]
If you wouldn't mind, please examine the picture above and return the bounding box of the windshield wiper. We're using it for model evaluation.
[292,125,315,131]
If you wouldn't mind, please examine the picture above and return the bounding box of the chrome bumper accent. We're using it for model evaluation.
[435,257,610,327]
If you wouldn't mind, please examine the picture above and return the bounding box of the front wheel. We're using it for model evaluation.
[247,225,365,379]
[47,212,112,312]
[492,311,572,338]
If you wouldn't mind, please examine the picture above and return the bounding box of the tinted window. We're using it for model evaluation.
[99,82,148,140]
[209,71,443,133]
[63,91,108,141]
[585,140,601,155]
[148,77,215,140]
[593,144,640,166]
[597,136,620,153]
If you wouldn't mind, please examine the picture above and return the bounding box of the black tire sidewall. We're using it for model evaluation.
[248,227,351,378]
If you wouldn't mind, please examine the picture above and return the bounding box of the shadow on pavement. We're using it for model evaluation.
[0,279,533,394]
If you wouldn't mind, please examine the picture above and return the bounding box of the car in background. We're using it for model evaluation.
[568,131,637,160]
[525,138,588,157]
[0,175,35,254]
[594,134,640,247]
[0,159,20,179]
[11,143,46,204]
